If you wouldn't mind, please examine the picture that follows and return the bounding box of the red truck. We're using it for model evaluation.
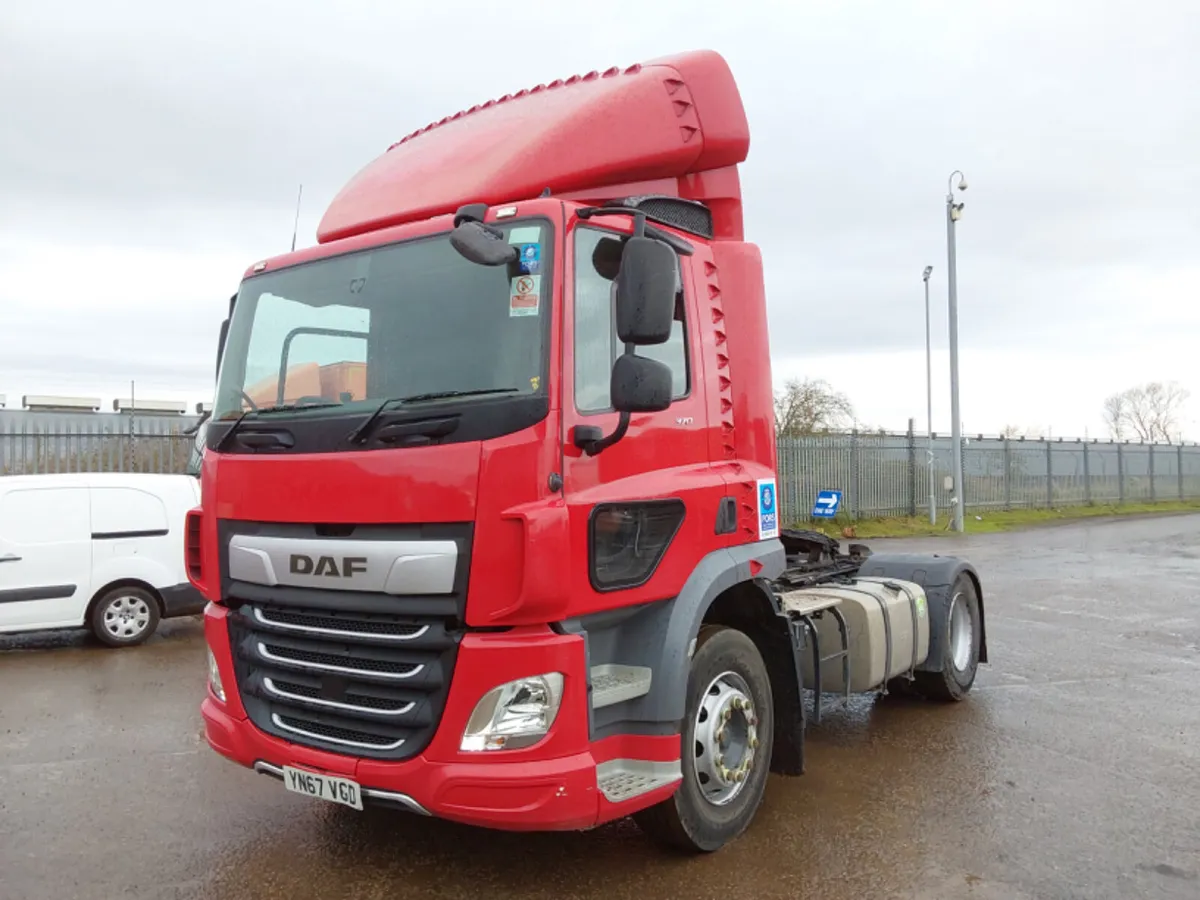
[191,48,988,852]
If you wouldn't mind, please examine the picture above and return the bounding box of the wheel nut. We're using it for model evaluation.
[716,728,726,744]
[750,737,760,750]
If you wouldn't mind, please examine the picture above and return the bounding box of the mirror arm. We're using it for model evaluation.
[581,411,630,457]
[575,207,694,256]
[577,340,639,456]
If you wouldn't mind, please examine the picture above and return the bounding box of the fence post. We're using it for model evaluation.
[1003,437,1012,509]
[906,419,917,517]
[850,430,862,520]
[1149,444,1156,503]
[1045,440,1053,509]
[1083,440,1092,505]
[1117,442,1125,504]
[1179,444,1185,500]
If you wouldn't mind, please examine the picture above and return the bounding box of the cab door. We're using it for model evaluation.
[559,218,723,614]
[0,484,93,632]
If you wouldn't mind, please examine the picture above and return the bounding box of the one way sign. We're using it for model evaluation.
[811,490,843,519]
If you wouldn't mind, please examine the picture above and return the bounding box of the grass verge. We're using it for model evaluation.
[795,499,1200,539]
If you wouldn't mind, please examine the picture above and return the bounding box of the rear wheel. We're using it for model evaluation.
[915,572,981,701]
[634,625,774,853]
[90,586,160,647]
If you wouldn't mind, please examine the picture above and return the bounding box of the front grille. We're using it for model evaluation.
[228,601,461,760]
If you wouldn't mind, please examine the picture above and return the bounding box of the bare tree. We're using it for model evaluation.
[1102,381,1190,443]
[774,378,854,436]
[1101,394,1127,441]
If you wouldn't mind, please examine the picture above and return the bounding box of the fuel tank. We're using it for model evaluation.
[780,576,930,694]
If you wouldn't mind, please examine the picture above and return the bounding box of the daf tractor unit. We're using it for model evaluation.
[190,48,988,853]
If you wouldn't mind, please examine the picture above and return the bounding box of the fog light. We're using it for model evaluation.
[207,647,226,702]
[460,673,564,752]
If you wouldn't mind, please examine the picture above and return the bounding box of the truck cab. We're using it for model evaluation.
[192,49,986,852]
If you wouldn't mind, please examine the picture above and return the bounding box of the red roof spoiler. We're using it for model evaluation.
[317,50,750,244]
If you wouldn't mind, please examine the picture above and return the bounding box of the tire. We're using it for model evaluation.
[634,625,774,853]
[914,572,981,701]
[90,585,161,647]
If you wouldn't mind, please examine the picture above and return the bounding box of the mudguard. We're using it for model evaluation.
[854,552,988,670]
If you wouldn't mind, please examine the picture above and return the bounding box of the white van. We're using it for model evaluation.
[0,473,204,646]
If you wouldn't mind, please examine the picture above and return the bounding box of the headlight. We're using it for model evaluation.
[207,647,226,702]
[460,673,564,752]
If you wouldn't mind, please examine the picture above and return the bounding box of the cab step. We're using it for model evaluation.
[596,759,681,803]
[590,664,652,710]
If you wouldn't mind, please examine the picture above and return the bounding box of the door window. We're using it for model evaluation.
[573,226,690,413]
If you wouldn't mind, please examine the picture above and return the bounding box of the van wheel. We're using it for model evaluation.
[633,625,774,853]
[90,586,160,647]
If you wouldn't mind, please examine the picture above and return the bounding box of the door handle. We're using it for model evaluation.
[0,554,21,563]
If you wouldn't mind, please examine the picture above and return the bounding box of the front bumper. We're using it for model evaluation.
[202,603,607,831]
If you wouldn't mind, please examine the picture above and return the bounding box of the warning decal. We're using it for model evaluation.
[510,274,540,317]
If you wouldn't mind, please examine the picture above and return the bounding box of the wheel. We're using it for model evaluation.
[634,625,774,853]
[915,572,981,701]
[90,586,161,647]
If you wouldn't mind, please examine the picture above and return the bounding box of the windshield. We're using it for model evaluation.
[213,220,551,421]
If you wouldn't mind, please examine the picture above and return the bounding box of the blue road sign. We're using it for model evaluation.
[811,489,843,519]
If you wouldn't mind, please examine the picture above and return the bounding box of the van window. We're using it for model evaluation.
[0,488,90,544]
[91,488,170,538]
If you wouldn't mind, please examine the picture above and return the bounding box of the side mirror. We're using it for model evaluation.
[216,318,230,379]
[217,292,236,379]
[450,220,519,267]
[611,354,672,413]
[615,236,676,345]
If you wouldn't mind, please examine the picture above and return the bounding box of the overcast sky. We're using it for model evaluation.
[2,0,1197,437]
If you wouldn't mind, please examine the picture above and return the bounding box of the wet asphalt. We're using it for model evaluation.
[2,514,1199,900]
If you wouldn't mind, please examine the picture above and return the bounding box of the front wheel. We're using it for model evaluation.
[90,586,161,647]
[634,625,774,853]
[915,572,981,701]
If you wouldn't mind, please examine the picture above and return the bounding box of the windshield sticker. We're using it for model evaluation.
[508,226,541,244]
[530,375,540,390]
[510,274,540,317]
[518,243,541,274]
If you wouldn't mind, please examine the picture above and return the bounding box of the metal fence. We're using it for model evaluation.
[777,431,1200,524]
[0,410,201,477]
[6,412,1199,524]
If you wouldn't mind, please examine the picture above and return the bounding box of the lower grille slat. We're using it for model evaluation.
[229,600,461,761]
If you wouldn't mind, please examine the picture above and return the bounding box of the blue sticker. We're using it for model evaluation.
[757,478,779,540]
[519,243,541,274]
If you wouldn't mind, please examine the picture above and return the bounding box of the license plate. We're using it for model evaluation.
[281,765,363,811]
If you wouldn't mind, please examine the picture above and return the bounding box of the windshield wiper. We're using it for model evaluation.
[253,401,344,414]
[215,410,254,451]
[213,401,344,451]
[349,388,519,445]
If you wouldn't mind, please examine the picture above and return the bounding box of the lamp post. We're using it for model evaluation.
[946,170,968,533]
[922,264,935,525]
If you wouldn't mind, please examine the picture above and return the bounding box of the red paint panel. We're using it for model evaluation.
[204,443,480,524]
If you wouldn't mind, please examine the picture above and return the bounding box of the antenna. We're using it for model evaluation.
[290,183,304,252]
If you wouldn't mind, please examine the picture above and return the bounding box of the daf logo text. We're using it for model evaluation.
[289,554,368,578]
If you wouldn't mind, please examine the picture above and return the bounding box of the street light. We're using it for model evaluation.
[946,170,967,533]
[922,264,935,525]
